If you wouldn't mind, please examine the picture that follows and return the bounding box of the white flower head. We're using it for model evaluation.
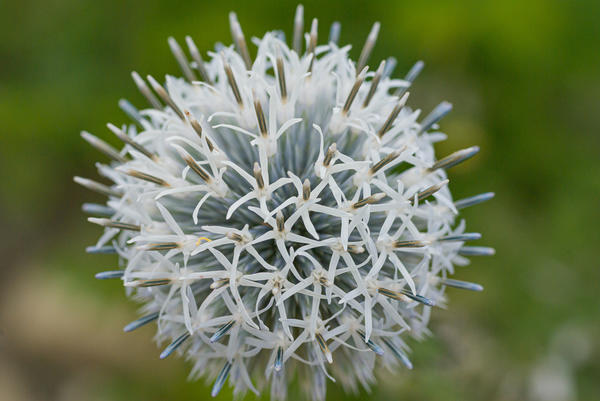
[80,5,494,400]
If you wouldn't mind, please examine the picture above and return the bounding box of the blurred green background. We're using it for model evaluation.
[1,0,599,400]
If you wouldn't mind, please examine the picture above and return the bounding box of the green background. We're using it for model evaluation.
[1,0,599,400]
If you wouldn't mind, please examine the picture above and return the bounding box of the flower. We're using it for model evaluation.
[78,5,494,400]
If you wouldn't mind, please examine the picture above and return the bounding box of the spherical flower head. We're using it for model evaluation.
[78,5,494,400]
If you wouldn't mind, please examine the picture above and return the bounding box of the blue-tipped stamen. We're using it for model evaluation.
[428,146,480,172]
[123,312,159,332]
[210,320,235,343]
[357,330,385,356]
[95,270,124,280]
[160,332,191,359]
[86,245,117,254]
[211,361,232,397]
[274,346,284,371]
[458,246,496,256]
[383,56,397,78]
[382,337,413,369]
[438,233,482,242]
[118,98,145,126]
[378,288,436,307]
[419,101,452,134]
[440,278,484,292]
[454,192,495,210]
[82,203,114,216]
[328,21,341,44]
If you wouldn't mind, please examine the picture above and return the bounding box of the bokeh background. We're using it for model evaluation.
[1,0,599,400]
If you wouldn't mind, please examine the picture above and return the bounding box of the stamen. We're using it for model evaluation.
[118,99,145,126]
[428,146,480,172]
[276,54,288,101]
[126,170,169,186]
[356,22,380,73]
[146,75,185,120]
[392,239,428,248]
[438,233,481,242]
[229,12,252,70]
[342,66,368,115]
[302,179,311,201]
[184,111,215,152]
[396,60,424,97]
[253,162,265,189]
[123,312,159,332]
[370,150,400,174]
[293,5,304,54]
[86,245,117,254]
[357,330,384,355]
[315,332,333,363]
[107,123,155,160]
[440,278,483,292]
[88,217,141,231]
[168,37,197,82]
[210,320,235,343]
[379,287,435,306]
[382,57,397,78]
[131,71,162,109]
[227,232,244,242]
[419,101,452,134]
[180,152,212,183]
[253,96,268,136]
[160,332,190,359]
[94,270,124,280]
[74,176,122,198]
[454,192,495,210]
[411,179,449,204]
[274,346,284,371]
[82,203,114,216]
[81,131,127,163]
[210,278,229,289]
[185,36,211,83]
[328,21,341,45]
[323,143,337,167]
[307,18,318,55]
[352,193,386,209]
[146,242,180,251]
[126,278,173,288]
[211,361,232,397]
[362,60,385,108]
[377,92,409,137]
[276,210,285,232]
[458,246,495,256]
[222,56,244,107]
[381,337,413,369]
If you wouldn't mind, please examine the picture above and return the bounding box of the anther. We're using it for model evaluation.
[168,37,197,82]
[222,55,244,107]
[352,193,386,209]
[229,12,252,70]
[302,179,311,201]
[293,5,304,54]
[126,170,169,186]
[253,162,265,189]
[411,179,449,204]
[342,66,368,115]
[131,71,162,109]
[146,75,185,120]
[276,210,285,232]
[428,146,479,172]
[185,36,211,83]
[362,60,385,108]
[377,92,409,137]
[253,96,268,137]
[107,123,155,160]
[323,143,337,167]
[81,131,127,163]
[356,22,380,73]
[87,218,141,231]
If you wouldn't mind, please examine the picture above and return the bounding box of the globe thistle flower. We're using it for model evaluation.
[77,5,494,400]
